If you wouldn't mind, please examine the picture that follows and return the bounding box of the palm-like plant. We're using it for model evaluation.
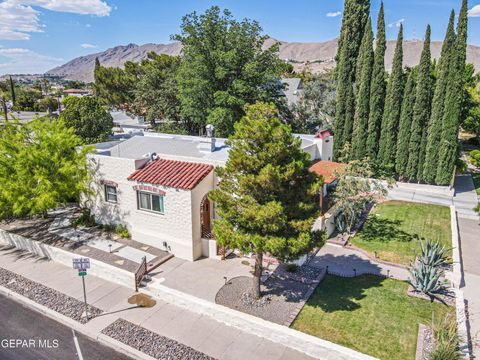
[408,261,444,297]
[416,240,451,268]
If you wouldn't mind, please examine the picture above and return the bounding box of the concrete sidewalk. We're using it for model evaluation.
[0,247,316,360]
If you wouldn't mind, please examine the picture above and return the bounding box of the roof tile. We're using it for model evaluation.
[128,159,213,190]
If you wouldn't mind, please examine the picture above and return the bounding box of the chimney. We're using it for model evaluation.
[205,124,216,152]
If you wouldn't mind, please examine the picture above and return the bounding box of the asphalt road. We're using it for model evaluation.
[0,293,133,360]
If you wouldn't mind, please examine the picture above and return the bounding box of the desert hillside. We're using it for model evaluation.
[46,38,480,82]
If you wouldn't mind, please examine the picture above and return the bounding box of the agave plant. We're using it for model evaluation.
[408,261,444,297]
[416,240,451,268]
[334,213,347,233]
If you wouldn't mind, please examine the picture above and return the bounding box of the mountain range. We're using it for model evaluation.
[46,38,480,83]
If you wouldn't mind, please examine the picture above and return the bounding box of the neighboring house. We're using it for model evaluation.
[83,128,333,261]
[309,157,346,212]
[62,88,91,98]
[280,78,303,106]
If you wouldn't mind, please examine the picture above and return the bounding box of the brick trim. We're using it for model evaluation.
[132,185,166,196]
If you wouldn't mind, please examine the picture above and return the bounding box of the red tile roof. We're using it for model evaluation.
[309,160,346,184]
[128,159,213,190]
[314,130,332,139]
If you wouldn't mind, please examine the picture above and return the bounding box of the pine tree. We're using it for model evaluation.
[395,68,416,177]
[378,24,404,168]
[405,25,432,181]
[366,2,386,159]
[209,102,323,298]
[333,0,371,159]
[352,18,374,160]
[436,0,468,185]
[423,10,456,183]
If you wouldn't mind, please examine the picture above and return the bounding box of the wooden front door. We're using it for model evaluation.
[201,197,211,238]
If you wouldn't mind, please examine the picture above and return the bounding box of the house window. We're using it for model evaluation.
[104,185,118,203]
[137,191,164,214]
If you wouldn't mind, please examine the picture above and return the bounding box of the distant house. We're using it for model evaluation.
[83,126,334,262]
[279,78,303,106]
[62,88,91,98]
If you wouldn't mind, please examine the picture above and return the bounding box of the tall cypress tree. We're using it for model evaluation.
[436,0,468,185]
[333,0,371,159]
[366,2,386,159]
[395,68,416,177]
[405,25,432,181]
[423,10,456,183]
[378,24,404,168]
[352,18,374,160]
[8,76,15,106]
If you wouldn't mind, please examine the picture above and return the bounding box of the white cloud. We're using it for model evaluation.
[388,18,405,28]
[326,11,341,18]
[0,47,63,74]
[468,4,480,17]
[0,0,111,40]
[81,43,97,49]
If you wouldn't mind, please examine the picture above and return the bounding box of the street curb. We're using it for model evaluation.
[0,285,155,360]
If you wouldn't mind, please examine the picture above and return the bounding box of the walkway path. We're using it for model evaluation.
[0,246,367,360]
[310,244,409,281]
[453,174,480,358]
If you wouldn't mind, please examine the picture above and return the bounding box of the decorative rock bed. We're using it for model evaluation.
[101,319,214,360]
[0,267,102,323]
[215,265,326,325]
[416,324,435,360]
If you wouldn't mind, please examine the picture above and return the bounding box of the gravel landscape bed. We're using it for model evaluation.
[216,273,314,324]
[102,319,214,360]
[0,267,102,323]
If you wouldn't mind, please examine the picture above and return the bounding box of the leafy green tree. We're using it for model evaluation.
[366,2,386,159]
[59,96,113,143]
[35,96,59,112]
[396,68,417,178]
[462,78,480,142]
[132,53,182,128]
[0,117,93,219]
[352,18,374,160]
[334,158,389,234]
[12,89,42,111]
[291,71,336,133]
[209,102,323,298]
[378,24,404,168]
[173,6,286,137]
[436,0,468,185]
[405,26,432,181]
[94,58,137,106]
[423,11,456,183]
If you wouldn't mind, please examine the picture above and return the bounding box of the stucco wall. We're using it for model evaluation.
[190,171,215,260]
[84,154,206,261]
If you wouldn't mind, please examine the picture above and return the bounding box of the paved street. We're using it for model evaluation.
[0,293,131,360]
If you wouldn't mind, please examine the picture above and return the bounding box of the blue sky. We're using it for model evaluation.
[0,0,478,75]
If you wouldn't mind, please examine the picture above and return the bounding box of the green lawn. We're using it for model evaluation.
[292,275,452,360]
[472,172,480,195]
[350,200,451,265]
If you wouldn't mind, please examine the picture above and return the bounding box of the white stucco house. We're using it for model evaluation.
[83,128,334,262]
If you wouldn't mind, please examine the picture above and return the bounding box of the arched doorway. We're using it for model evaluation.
[200,195,212,239]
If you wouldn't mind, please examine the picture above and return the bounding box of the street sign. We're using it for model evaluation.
[72,257,90,270]
[78,270,87,276]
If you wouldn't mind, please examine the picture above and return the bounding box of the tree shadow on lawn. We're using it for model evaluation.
[308,274,387,313]
[358,217,420,244]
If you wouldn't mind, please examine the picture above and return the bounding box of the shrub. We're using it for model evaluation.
[468,150,480,167]
[408,261,444,297]
[72,208,96,227]
[115,224,130,239]
[429,313,460,360]
[102,224,116,232]
[416,240,451,268]
[285,263,298,273]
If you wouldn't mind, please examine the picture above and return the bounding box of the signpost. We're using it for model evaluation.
[72,257,90,320]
